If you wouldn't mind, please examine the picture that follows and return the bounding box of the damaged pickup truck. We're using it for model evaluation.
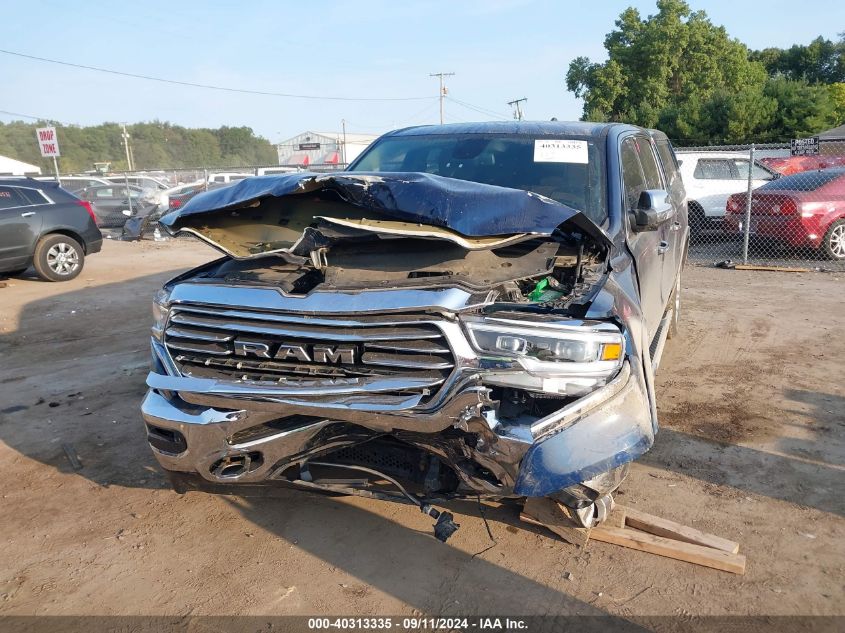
[142,122,688,538]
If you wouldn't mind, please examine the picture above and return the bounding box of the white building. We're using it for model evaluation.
[276,131,380,168]
[0,155,42,176]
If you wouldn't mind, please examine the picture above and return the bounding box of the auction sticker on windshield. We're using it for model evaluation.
[533,139,588,163]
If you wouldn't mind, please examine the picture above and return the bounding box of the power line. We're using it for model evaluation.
[0,48,435,102]
[446,96,511,120]
[0,109,64,124]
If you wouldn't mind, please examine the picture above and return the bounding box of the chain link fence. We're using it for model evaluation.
[60,147,845,272]
[676,141,845,271]
[55,163,347,241]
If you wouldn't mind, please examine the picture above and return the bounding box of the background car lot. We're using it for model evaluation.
[0,239,841,618]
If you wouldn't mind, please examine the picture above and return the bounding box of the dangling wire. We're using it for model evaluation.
[471,495,498,558]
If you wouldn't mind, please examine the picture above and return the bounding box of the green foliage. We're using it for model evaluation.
[0,120,277,173]
[830,83,845,123]
[565,1,841,144]
[750,35,845,84]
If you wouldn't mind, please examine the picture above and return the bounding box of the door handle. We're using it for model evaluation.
[657,240,670,254]
[670,221,681,231]
[21,211,36,217]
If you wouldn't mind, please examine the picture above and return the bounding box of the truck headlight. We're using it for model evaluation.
[461,314,625,396]
[151,288,172,340]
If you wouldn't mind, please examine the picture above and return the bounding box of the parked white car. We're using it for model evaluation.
[677,152,778,230]
[255,166,300,176]
[207,172,250,184]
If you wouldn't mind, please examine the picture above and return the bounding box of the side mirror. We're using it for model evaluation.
[632,189,674,232]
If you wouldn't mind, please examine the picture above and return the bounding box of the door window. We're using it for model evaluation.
[693,159,733,179]
[655,140,679,182]
[0,187,31,209]
[733,160,773,180]
[638,139,664,190]
[621,138,647,212]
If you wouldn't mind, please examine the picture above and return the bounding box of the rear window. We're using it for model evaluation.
[693,159,733,179]
[758,170,845,192]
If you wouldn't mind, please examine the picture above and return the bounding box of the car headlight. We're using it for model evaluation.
[151,287,172,340]
[461,314,625,396]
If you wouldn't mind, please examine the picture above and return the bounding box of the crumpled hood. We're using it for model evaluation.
[159,172,611,257]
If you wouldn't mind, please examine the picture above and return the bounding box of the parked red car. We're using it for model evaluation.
[724,168,845,260]
[758,155,845,176]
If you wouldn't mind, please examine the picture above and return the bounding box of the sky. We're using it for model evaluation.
[1,0,843,144]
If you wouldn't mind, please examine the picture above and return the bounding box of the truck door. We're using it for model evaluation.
[621,136,667,341]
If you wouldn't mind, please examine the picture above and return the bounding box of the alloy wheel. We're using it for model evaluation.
[46,242,80,276]
[830,224,845,260]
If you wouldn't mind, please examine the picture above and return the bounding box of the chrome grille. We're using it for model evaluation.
[163,305,455,400]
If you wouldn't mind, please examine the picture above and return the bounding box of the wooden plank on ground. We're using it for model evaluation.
[733,264,810,273]
[620,505,739,554]
[522,498,590,546]
[590,526,746,575]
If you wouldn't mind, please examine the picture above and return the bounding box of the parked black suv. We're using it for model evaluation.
[0,178,103,281]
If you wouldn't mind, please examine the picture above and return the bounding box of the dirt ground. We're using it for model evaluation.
[0,239,842,620]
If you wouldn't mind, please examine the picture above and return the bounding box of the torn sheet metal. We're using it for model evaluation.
[158,172,612,259]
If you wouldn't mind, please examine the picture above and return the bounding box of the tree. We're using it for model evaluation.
[565,0,766,131]
[830,83,845,123]
[751,35,845,84]
[566,2,841,144]
[0,120,277,173]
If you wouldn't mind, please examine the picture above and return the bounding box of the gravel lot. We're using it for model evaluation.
[0,239,842,620]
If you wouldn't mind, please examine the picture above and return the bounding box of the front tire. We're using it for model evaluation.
[33,234,85,282]
[823,220,845,261]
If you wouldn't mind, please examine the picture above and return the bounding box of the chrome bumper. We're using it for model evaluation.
[142,358,653,497]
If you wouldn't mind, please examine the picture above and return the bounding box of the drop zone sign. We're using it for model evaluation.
[36,127,61,157]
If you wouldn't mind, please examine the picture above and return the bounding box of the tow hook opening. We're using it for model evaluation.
[210,452,264,479]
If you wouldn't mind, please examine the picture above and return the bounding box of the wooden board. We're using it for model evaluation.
[733,264,810,273]
[522,498,590,547]
[620,505,739,554]
[590,526,746,575]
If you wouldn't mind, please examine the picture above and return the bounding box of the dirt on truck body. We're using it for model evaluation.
[142,122,688,538]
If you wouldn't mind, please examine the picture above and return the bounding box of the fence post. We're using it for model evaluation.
[741,144,755,264]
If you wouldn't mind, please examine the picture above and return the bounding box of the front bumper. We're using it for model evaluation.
[142,347,654,498]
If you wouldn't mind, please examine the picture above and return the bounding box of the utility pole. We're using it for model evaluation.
[341,118,347,166]
[121,123,134,172]
[430,72,455,124]
[507,98,527,121]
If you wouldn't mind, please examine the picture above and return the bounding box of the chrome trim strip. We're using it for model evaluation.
[168,312,443,341]
[168,283,494,314]
[164,326,234,342]
[147,372,445,396]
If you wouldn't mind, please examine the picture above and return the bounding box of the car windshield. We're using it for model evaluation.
[349,134,608,225]
[759,169,845,192]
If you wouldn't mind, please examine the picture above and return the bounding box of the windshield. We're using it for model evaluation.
[349,134,607,225]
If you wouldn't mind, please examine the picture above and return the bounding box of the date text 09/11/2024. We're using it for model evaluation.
[307,617,528,630]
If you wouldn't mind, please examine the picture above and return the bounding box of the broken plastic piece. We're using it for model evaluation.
[422,504,460,542]
[527,277,565,303]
